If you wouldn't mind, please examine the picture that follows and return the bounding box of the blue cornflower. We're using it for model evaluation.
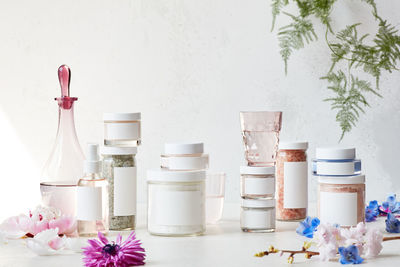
[338,245,364,265]
[296,216,320,238]
[380,194,400,214]
[385,213,400,233]
[365,200,379,222]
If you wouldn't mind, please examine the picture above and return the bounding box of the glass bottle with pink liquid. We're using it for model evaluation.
[40,65,85,217]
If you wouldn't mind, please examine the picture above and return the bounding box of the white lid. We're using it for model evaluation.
[315,160,360,176]
[316,147,355,160]
[147,169,206,182]
[240,166,275,175]
[317,174,365,184]
[103,112,141,121]
[164,143,204,154]
[279,142,308,150]
[241,198,275,208]
[84,143,102,173]
[101,146,138,155]
[161,155,209,170]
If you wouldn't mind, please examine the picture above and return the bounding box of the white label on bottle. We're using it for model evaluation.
[320,192,357,226]
[77,186,102,221]
[316,162,355,175]
[149,186,203,226]
[241,209,275,229]
[114,167,136,216]
[283,162,308,209]
[244,178,275,195]
[105,122,140,140]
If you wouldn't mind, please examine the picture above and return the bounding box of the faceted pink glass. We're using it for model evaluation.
[40,65,85,217]
[240,111,282,166]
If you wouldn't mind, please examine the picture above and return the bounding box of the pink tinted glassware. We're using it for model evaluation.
[40,65,85,217]
[240,111,282,166]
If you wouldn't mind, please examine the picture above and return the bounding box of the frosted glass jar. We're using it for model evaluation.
[147,170,206,236]
[104,113,141,147]
[160,143,209,170]
[276,142,308,221]
[240,166,275,199]
[318,175,365,227]
[241,198,276,232]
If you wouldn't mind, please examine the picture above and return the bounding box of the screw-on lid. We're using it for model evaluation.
[147,169,206,182]
[84,143,101,173]
[241,198,276,208]
[101,146,137,155]
[317,174,365,184]
[316,147,355,160]
[103,112,141,121]
[279,142,308,150]
[164,143,204,155]
[240,166,275,175]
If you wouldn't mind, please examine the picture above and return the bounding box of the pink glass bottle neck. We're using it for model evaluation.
[56,101,79,139]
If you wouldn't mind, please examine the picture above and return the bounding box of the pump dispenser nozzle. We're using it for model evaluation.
[84,143,101,174]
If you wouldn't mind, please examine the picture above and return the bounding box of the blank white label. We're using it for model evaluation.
[149,186,203,226]
[114,167,136,216]
[105,122,140,140]
[241,209,275,229]
[244,178,275,195]
[316,162,355,175]
[320,192,357,226]
[283,162,308,209]
[77,187,102,221]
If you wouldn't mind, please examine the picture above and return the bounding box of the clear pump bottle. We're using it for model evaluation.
[40,65,85,216]
[77,144,108,237]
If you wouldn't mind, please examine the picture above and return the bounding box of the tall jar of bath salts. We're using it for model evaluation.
[102,147,137,231]
[318,175,365,227]
[276,142,308,221]
[147,170,206,236]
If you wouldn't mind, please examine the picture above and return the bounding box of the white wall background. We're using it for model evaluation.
[0,0,399,220]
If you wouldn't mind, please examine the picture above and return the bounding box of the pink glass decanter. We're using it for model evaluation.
[40,65,85,216]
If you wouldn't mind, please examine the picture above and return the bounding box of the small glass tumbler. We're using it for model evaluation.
[206,172,226,224]
[240,111,282,166]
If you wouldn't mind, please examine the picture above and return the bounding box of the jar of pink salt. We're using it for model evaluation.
[317,175,365,227]
[276,142,308,221]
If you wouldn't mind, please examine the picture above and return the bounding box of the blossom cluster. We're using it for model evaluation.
[366,194,400,222]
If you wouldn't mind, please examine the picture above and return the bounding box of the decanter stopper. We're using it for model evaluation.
[58,64,71,97]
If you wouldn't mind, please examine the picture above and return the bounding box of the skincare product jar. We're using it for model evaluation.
[160,143,209,171]
[312,147,361,176]
[147,170,206,236]
[240,198,276,233]
[103,112,141,147]
[276,142,308,221]
[317,175,365,227]
[240,166,275,199]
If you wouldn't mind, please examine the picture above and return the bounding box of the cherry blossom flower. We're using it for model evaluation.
[363,228,383,258]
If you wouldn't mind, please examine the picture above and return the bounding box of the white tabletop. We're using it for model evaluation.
[1,204,399,267]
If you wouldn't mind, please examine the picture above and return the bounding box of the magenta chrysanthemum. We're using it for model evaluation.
[82,231,145,267]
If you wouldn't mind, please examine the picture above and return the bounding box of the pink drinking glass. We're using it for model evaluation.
[240,111,282,166]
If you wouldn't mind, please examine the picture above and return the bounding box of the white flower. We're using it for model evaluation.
[363,228,383,258]
[315,223,343,261]
[27,228,66,256]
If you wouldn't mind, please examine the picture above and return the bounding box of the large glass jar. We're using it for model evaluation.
[102,147,137,231]
[147,170,206,236]
[318,175,365,227]
[276,142,308,221]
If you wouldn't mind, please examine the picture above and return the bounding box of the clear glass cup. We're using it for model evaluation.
[206,172,226,224]
[240,111,282,166]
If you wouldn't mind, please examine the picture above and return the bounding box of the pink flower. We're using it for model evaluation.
[0,206,76,238]
[315,223,343,261]
[363,228,383,258]
[83,231,146,267]
[341,223,366,255]
[26,228,66,255]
